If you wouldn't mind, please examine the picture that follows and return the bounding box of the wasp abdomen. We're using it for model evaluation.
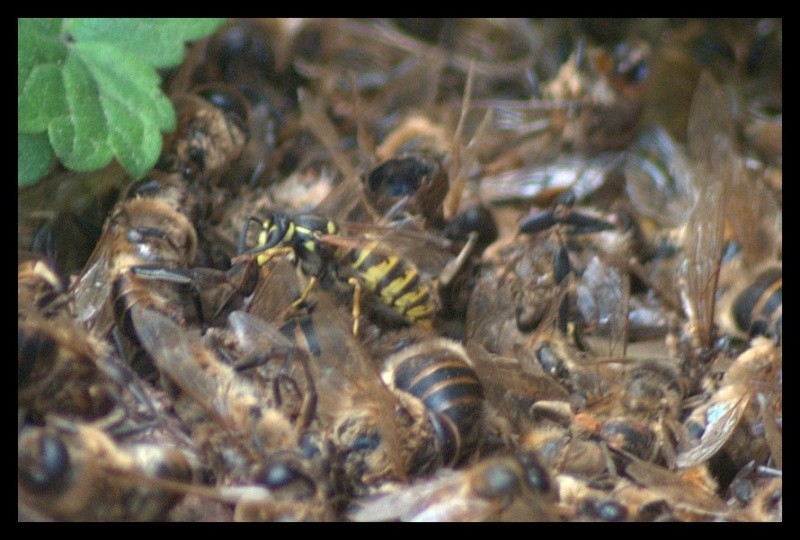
[345,243,436,327]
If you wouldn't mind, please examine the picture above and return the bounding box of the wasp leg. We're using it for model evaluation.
[348,277,362,336]
[238,216,267,255]
[275,275,320,326]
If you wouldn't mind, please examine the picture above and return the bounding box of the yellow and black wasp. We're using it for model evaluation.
[235,211,458,334]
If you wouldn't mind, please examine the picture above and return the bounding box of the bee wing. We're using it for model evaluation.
[247,257,305,324]
[576,255,629,357]
[130,305,245,427]
[330,221,457,277]
[680,71,732,348]
[347,472,461,522]
[228,310,299,362]
[675,394,749,469]
[480,152,623,206]
[70,234,116,335]
[624,458,728,516]
[624,124,696,228]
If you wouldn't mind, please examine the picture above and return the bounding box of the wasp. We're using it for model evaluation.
[235,210,459,334]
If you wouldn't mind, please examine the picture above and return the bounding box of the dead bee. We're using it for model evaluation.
[677,337,781,476]
[728,266,782,342]
[376,328,486,472]
[18,421,194,522]
[583,358,690,472]
[18,258,69,321]
[513,189,619,336]
[522,400,615,482]
[730,473,782,522]
[70,188,199,340]
[364,150,449,228]
[246,259,455,503]
[130,306,309,484]
[71,173,258,355]
[554,474,626,521]
[347,450,559,522]
[232,450,335,522]
[481,39,650,159]
[157,83,250,185]
[19,318,122,423]
[612,458,727,521]
[249,268,417,502]
[171,19,299,99]
[629,72,778,358]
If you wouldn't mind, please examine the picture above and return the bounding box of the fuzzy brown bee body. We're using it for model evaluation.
[18,422,194,522]
[347,451,558,522]
[157,85,250,184]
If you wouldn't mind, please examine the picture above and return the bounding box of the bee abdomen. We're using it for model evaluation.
[382,339,485,467]
[733,267,782,338]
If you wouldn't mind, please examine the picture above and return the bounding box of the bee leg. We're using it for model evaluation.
[272,373,316,435]
[439,231,478,288]
[296,356,317,433]
[600,440,618,478]
[348,277,362,336]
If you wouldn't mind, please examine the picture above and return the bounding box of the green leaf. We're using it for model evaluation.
[18,18,226,185]
[64,18,227,68]
[19,132,54,186]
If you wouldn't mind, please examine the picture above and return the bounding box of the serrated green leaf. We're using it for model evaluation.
[103,92,164,179]
[18,63,68,133]
[50,54,114,171]
[18,18,68,95]
[74,41,176,131]
[65,18,227,69]
[19,132,54,186]
[19,18,224,184]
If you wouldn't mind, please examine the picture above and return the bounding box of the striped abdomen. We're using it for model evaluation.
[342,241,437,328]
[382,338,484,467]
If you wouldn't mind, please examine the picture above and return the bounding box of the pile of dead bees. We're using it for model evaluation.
[19,18,781,521]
